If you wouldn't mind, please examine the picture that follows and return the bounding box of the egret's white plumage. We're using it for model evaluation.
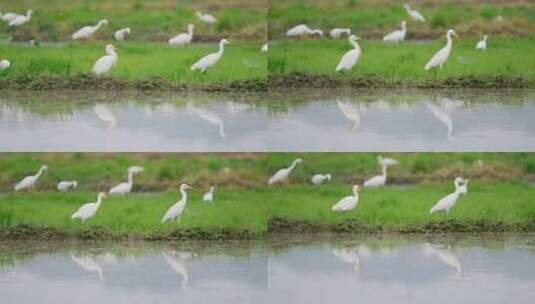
[311,174,331,185]
[383,20,407,43]
[161,184,192,224]
[14,165,48,191]
[476,35,488,51]
[377,155,398,167]
[114,27,131,41]
[57,180,78,192]
[71,192,107,223]
[9,10,32,27]
[191,38,229,72]
[128,166,144,175]
[0,59,10,70]
[336,35,361,72]
[363,165,387,188]
[330,28,351,39]
[196,11,217,24]
[286,24,323,38]
[1,12,19,23]
[331,185,360,212]
[92,44,118,76]
[72,19,108,40]
[168,24,194,46]
[203,186,215,203]
[425,29,457,71]
[261,43,268,53]
[404,4,426,22]
[268,158,302,185]
[109,172,134,195]
[429,177,468,215]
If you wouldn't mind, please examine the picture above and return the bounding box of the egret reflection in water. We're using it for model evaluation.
[162,249,191,288]
[423,243,463,280]
[426,98,462,140]
[337,100,364,131]
[189,104,226,138]
[70,252,104,281]
[93,103,117,127]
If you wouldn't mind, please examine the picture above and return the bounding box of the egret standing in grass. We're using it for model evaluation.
[363,165,388,188]
[14,165,48,191]
[161,184,192,224]
[383,20,407,43]
[114,27,131,41]
[268,158,302,185]
[203,186,215,203]
[57,180,78,192]
[0,59,10,70]
[261,43,268,53]
[71,192,107,223]
[429,177,468,216]
[168,24,194,46]
[72,19,108,40]
[191,38,229,72]
[336,35,361,72]
[196,11,217,24]
[311,174,331,185]
[109,172,134,195]
[425,29,457,71]
[1,12,20,23]
[286,24,323,38]
[404,4,426,22]
[8,9,32,27]
[330,28,351,39]
[331,185,360,212]
[476,35,488,51]
[377,155,398,167]
[92,44,118,76]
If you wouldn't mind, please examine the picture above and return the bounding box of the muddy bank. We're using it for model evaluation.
[268,73,532,89]
[2,218,535,241]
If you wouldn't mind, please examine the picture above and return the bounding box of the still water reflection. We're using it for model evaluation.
[1,235,535,303]
[0,89,534,151]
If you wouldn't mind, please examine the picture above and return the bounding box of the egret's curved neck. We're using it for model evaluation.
[107,49,117,57]
[483,36,487,42]
[311,29,321,35]
[180,189,188,202]
[96,195,104,207]
[352,187,359,197]
[96,21,104,29]
[36,168,45,178]
[27,11,32,18]
[401,23,406,32]
[218,41,225,55]
[326,174,331,180]
[382,166,387,178]
[128,174,134,186]
[446,33,453,49]
[350,39,360,50]
[288,160,300,171]
[188,27,194,36]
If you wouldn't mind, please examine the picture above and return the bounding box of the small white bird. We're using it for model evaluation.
[1,12,20,23]
[191,38,229,72]
[9,10,32,27]
[92,44,118,76]
[331,185,360,212]
[0,59,10,70]
[72,19,108,40]
[127,166,144,175]
[261,43,268,53]
[476,35,488,51]
[57,180,78,192]
[196,11,217,24]
[161,184,192,224]
[168,24,194,46]
[311,174,331,185]
[425,29,457,71]
[114,27,131,41]
[404,4,426,22]
[383,20,407,43]
[377,155,398,167]
[363,165,388,188]
[71,192,107,223]
[429,177,468,215]
[330,28,351,39]
[286,24,323,38]
[336,35,361,72]
[109,172,134,195]
[268,158,303,185]
[203,186,215,203]
[14,165,48,191]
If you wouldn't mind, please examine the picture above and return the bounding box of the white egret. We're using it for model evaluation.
[114,27,131,41]
[404,4,426,22]
[377,155,398,167]
[109,172,134,195]
[268,158,302,185]
[168,24,194,46]
[71,192,107,223]
[261,43,268,53]
[337,100,362,131]
[0,59,10,70]
[383,20,407,43]
[476,35,488,51]
[70,253,104,280]
[92,44,118,76]
[1,12,19,23]
[203,186,215,203]
[196,11,217,24]
[128,166,144,175]
[72,19,108,40]
[14,165,48,191]
[286,24,323,38]
[429,177,468,215]
[9,10,32,27]
[161,184,192,224]
[57,180,78,192]
[311,174,331,185]
[93,103,117,127]
[331,185,360,212]
[425,29,457,71]
[190,38,229,72]
[363,165,387,188]
[336,35,361,72]
[330,28,351,39]
[162,250,190,287]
